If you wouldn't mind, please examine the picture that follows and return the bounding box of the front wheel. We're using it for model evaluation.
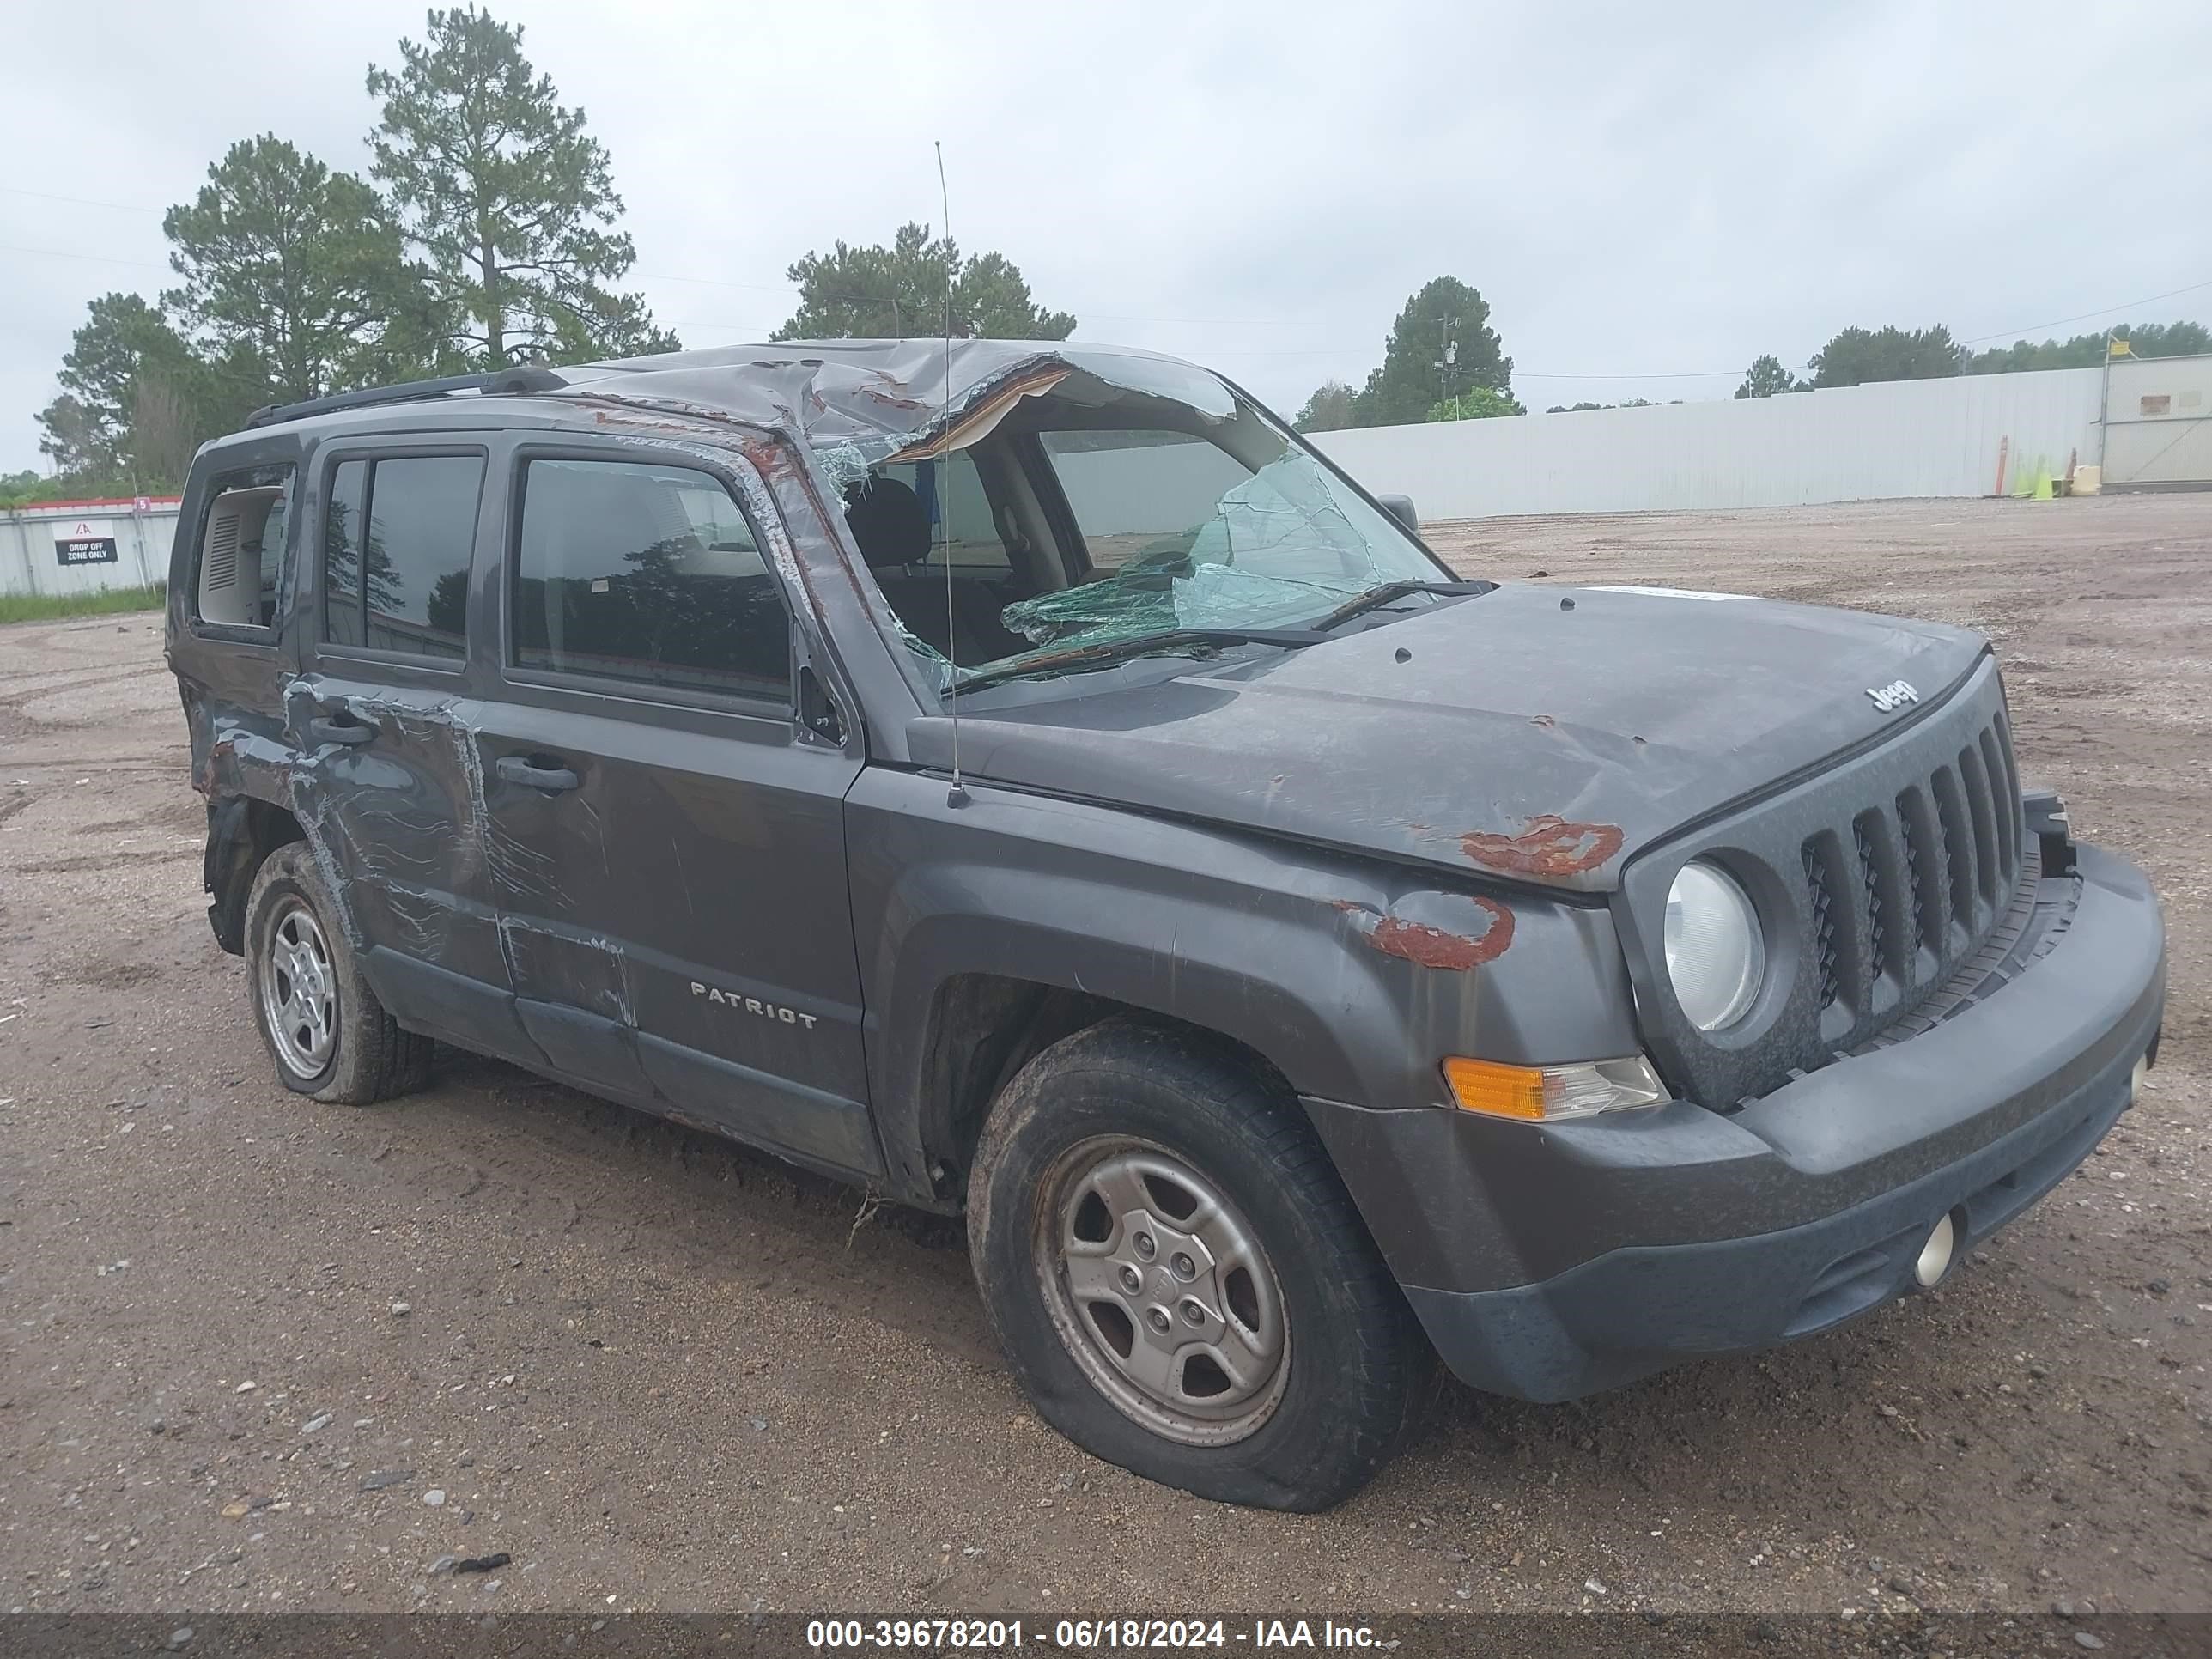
[967,1018,1427,1510]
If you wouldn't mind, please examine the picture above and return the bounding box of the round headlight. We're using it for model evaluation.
[1664,861,1764,1030]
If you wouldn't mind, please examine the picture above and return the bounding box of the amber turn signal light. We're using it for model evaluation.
[1440,1058,1548,1120]
[1442,1054,1668,1122]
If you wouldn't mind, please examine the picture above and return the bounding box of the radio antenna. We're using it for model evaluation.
[936,139,969,808]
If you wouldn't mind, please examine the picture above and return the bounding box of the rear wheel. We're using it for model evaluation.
[244,842,431,1104]
[968,1018,1426,1510]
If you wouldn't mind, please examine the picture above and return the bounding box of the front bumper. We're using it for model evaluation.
[1302,841,2166,1402]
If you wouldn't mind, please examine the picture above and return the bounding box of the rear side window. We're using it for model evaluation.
[511,458,791,703]
[320,454,483,659]
[323,460,368,647]
[193,463,295,632]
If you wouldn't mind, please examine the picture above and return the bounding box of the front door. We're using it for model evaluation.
[471,443,878,1178]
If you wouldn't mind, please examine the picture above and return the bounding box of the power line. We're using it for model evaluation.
[1955,276,2212,345]
[0,184,167,214]
[0,241,167,270]
[1511,367,1747,380]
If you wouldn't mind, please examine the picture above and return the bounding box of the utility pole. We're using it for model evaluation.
[1434,315,1459,401]
[2096,325,2116,467]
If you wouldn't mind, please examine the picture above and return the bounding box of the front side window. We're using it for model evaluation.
[511,458,791,704]
[319,454,482,659]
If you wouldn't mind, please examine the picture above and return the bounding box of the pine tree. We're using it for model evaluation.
[367,5,677,368]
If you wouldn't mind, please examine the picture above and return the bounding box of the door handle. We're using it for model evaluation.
[308,713,376,745]
[495,754,579,794]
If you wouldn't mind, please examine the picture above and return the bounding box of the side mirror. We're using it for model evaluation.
[1376,493,1419,536]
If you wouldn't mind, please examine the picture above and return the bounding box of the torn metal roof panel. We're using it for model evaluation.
[559,339,1237,455]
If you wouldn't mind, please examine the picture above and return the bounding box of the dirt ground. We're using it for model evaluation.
[1,492,2206,1620]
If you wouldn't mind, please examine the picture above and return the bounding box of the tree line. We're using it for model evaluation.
[27,6,680,499]
[1291,289,2212,431]
[18,8,2207,504]
[1732,319,2212,398]
[14,6,1076,506]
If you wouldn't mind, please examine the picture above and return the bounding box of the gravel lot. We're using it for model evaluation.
[1,492,2206,1620]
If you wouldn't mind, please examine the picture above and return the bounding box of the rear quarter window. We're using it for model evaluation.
[191,462,297,634]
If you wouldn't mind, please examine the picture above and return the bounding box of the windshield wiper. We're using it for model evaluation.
[1306,578,1493,633]
[948,580,1495,696]
[951,626,1327,696]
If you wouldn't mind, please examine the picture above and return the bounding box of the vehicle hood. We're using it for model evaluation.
[905,583,1990,892]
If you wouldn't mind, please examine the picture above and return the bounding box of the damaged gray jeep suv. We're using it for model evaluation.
[167,341,2166,1510]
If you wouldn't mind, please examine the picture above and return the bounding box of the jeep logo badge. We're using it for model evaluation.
[1866,679,1919,713]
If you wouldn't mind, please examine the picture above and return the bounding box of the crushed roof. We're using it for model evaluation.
[562,339,1237,457]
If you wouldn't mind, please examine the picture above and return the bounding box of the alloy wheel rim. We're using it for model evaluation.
[261,900,337,1079]
[1033,1135,1290,1446]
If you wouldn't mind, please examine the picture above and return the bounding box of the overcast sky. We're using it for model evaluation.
[3,0,2209,474]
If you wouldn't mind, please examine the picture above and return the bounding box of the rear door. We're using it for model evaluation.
[292,438,520,1049]
[471,440,878,1177]
[172,432,306,781]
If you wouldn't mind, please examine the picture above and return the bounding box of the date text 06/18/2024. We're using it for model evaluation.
[805,1619,1384,1650]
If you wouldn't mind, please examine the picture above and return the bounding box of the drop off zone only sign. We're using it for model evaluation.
[53,519,119,565]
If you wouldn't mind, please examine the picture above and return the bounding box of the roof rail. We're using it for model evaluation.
[244,365,569,430]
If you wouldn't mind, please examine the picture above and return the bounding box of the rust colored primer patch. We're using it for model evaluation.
[1462,815,1625,878]
[1332,897,1515,969]
[738,435,799,481]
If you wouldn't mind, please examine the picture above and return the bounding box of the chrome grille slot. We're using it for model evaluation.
[1803,839,1840,1012]
[1959,742,2001,915]
[1980,726,2018,878]
[1930,763,1976,934]
[1854,818,1882,969]
[1894,787,1938,957]
[1853,808,1908,1001]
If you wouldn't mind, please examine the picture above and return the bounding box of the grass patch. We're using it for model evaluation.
[0,584,167,625]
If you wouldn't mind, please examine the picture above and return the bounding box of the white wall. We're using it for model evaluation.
[1307,365,2106,520]
[2103,352,2212,487]
[2,500,178,599]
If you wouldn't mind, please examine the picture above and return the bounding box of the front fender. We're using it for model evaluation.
[843,767,1642,1201]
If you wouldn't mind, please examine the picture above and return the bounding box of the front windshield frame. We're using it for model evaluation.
[819,367,1461,701]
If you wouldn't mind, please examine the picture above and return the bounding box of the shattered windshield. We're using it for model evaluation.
[823,375,1449,694]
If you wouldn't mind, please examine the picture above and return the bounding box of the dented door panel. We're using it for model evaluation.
[471,690,877,1174]
[279,666,522,1049]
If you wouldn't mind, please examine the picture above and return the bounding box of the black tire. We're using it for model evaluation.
[967,1017,1427,1511]
[243,842,432,1105]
